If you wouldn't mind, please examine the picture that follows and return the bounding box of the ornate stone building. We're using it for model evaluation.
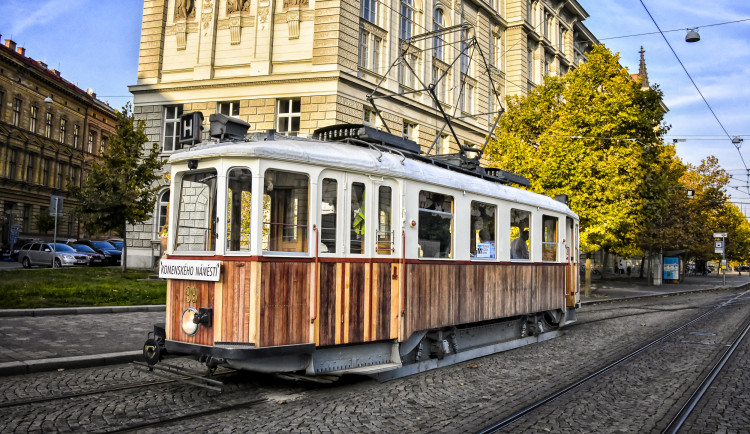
[127,0,598,267]
[0,37,117,253]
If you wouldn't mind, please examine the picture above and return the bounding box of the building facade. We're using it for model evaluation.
[127,0,598,267]
[0,37,117,253]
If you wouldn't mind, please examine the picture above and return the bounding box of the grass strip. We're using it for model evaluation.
[0,267,166,309]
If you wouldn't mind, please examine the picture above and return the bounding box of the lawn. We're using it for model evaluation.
[0,267,166,309]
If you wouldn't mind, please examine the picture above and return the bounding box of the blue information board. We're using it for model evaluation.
[663,257,679,281]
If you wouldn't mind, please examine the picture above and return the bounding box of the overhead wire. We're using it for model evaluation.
[599,17,750,40]
[638,0,749,174]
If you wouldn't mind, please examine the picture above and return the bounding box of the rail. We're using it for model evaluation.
[477,290,750,433]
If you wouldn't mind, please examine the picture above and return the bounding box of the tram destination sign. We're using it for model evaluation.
[159,259,221,282]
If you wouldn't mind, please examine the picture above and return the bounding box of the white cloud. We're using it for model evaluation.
[9,0,85,36]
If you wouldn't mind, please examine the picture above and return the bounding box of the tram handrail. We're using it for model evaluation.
[311,224,319,324]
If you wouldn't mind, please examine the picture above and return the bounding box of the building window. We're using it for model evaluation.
[73,124,80,149]
[362,0,377,23]
[544,56,550,76]
[527,49,534,84]
[25,154,34,183]
[276,98,301,136]
[559,26,565,51]
[30,105,38,133]
[23,205,32,233]
[226,168,252,252]
[262,169,309,253]
[418,190,453,258]
[377,186,393,255]
[218,101,240,117]
[466,83,474,113]
[439,134,450,154]
[45,112,53,138]
[60,119,67,143]
[432,66,446,102]
[510,208,531,260]
[403,121,417,142]
[543,12,550,38]
[527,1,533,24]
[42,158,50,186]
[350,182,366,254]
[100,136,108,155]
[320,178,338,253]
[88,131,96,154]
[400,0,415,40]
[363,107,377,126]
[470,201,496,259]
[175,170,218,253]
[492,33,503,70]
[542,215,558,261]
[433,8,445,61]
[460,28,470,74]
[398,54,417,88]
[57,163,65,189]
[158,190,170,232]
[9,149,18,180]
[12,98,21,127]
[359,30,382,71]
[162,105,183,152]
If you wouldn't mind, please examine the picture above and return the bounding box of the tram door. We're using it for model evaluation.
[565,217,579,307]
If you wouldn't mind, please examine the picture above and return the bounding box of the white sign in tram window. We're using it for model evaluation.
[159,259,221,282]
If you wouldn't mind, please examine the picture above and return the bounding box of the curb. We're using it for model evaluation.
[0,305,165,317]
[0,351,143,376]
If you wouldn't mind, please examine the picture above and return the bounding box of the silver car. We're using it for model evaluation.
[18,242,89,268]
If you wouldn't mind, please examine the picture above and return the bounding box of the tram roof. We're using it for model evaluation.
[169,136,578,219]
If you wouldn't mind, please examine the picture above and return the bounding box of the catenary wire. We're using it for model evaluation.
[599,17,750,40]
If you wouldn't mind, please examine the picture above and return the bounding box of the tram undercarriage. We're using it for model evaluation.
[143,308,576,383]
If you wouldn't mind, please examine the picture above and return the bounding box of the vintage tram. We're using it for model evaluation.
[144,117,580,381]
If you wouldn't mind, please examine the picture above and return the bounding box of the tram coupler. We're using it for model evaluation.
[143,324,167,366]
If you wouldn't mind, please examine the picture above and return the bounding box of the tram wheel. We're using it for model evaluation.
[143,338,162,366]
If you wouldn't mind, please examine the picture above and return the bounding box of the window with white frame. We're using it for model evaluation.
[433,8,445,61]
[157,190,170,232]
[402,121,417,142]
[162,105,183,152]
[218,101,240,117]
[418,190,454,258]
[73,124,80,149]
[492,33,503,70]
[59,118,67,144]
[363,107,377,126]
[400,0,415,40]
[12,98,21,127]
[362,0,377,23]
[277,98,301,136]
[45,112,53,138]
[88,131,95,154]
[527,49,534,83]
[30,105,38,133]
[358,31,382,73]
[432,66,447,102]
[558,26,565,51]
[460,28,470,74]
[398,54,417,88]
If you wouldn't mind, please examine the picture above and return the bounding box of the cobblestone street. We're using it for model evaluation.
[1,289,749,432]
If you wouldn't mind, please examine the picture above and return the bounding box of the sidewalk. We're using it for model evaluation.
[0,273,748,376]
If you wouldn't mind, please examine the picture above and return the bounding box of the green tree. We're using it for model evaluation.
[35,210,55,235]
[67,103,164,270]
[486,45,673,259]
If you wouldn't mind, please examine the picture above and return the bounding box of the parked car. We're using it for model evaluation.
[70,244,107,266]
[107,238,124,250]
[739,265,750,272]
[18,242,89,268]
[69,240,122,265]
[4,238,41,261]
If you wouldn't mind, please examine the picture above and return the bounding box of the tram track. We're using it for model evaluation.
[477,290,750,433]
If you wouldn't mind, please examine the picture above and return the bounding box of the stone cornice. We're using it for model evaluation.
[129,72,341,94]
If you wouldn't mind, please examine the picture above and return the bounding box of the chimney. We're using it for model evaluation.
[4,39,16,51]
[51,69,61,77]
[16,46,25,56]
[38,60,47,69]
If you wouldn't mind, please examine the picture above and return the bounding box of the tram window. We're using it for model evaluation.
[175,170,218,252]
[320,178,337,253]
[226,168,252,252]
[510,209,531,260]
[263,170,309,253]
[470,201,496,259]
[350,182,366,254]
[542,215,558,261]
[418,191,453,258]
[377,186,393,255]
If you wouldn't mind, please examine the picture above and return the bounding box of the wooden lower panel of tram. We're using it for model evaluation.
[165,260,568,349]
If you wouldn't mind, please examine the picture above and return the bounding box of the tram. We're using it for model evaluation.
[143,116,580,380]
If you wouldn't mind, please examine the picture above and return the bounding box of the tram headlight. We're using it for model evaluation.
[181,307,200,335]
[181,307,213,336]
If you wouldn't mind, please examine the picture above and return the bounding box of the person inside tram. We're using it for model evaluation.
[511,229,529,259]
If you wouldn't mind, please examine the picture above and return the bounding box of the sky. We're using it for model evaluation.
[2,0,750,204]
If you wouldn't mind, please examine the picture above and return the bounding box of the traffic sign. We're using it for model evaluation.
[50,195,64,216]
[713,232,728,238]
[714,241,724,254]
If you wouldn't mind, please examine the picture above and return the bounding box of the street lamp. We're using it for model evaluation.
[685,28,700,43]
[44,94,53,104]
